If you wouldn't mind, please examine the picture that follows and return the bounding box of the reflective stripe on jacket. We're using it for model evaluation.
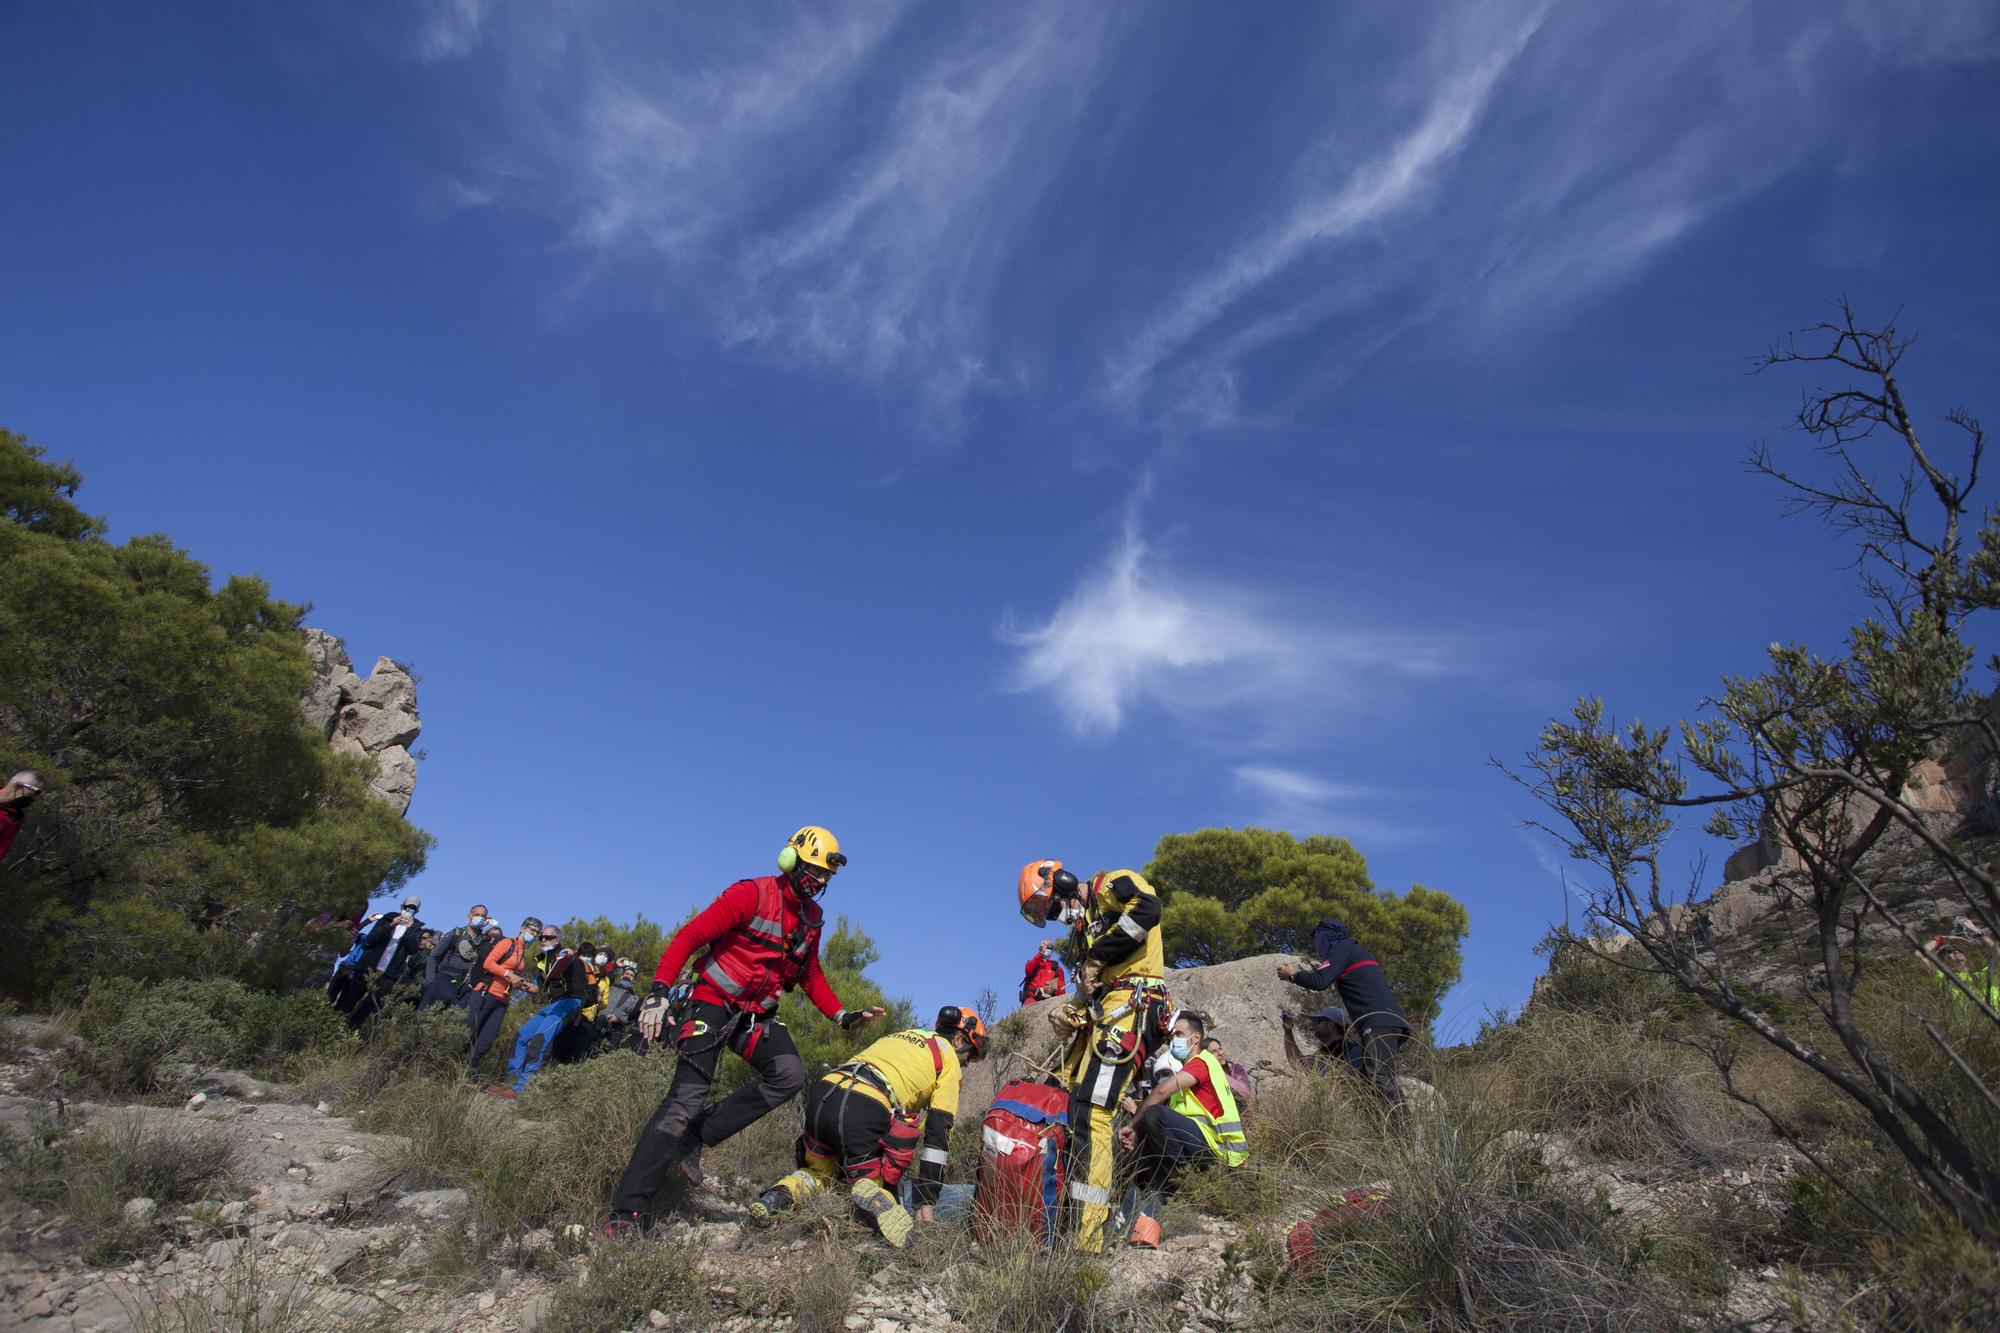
[692,876,823,1013]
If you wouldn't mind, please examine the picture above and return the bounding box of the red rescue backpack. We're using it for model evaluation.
[973,1079,1069,1246]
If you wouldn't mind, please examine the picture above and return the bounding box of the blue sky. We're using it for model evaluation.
[5,1,1999,1038]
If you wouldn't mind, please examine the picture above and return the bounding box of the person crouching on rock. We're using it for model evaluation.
[1278,918,1409,1106]
[749,1006,988,1248]
[1115,1010,1248,1248]
[604,826,886,1238]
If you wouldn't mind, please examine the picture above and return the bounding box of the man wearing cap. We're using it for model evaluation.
[0,771,45,864]
[466,916,545,1072]
[1281,1005,1355,1078]
[333,896,428,1026]
[1278,918,1409,1103]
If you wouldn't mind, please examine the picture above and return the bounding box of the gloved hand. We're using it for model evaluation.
[638,989,671,1042]
[1080,959,1103,995]
[838,1007,887,1030]
[1048,1002,1087,1038]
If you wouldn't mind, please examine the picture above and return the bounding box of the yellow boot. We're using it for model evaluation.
[749,1169,820,1223]
[848,1178,914,1249]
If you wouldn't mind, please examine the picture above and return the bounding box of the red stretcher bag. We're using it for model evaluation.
[973,1079,1069,1246]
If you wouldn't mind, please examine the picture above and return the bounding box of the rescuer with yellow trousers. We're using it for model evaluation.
[748,1006,988,1247]
[1018,857,1170,1253]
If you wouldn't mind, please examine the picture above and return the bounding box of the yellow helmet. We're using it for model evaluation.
[779,826,846,877]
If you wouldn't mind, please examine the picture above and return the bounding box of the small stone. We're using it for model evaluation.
[872,1269,894,1289]
[315,1101,331,1114]
[269,1132,285,1141]
[649,1312,671,1329]
[518,1292,554,1332]
[122,1197,158,1224]
[842,1319,868,1332]
[185,1092,207,1110]
[476,1290,497,1312]
[216,1201,250,1225]
[873,1319,902,1333]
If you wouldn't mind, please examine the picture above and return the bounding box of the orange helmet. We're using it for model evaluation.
[954,1008,989,1063]
[1018,859,1080,926]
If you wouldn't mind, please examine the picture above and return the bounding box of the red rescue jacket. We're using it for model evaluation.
[655,876,843,1018]
[1020,953,1067,1003]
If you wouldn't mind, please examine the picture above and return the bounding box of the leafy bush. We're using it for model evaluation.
[0,427,431,1006]
[1149,826,1468,1022]
[71,977,359,1095]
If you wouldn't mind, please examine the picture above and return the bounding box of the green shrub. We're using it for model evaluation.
[0,1110,235,1266]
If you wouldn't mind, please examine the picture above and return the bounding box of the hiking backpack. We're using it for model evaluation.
[972,1079,1069,1246]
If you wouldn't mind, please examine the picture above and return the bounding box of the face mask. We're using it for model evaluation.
[540,941,557,952]
[1168,1037,1193,1062]
[594,953,608,966]
[1056,899,1084,926]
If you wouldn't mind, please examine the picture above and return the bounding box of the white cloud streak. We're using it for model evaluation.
[999,516,1456,738]
[411,1,1998,427]
[1105,0,1999,422]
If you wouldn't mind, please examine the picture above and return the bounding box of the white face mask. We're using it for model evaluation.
[1168,1036,1193,1062]
[593,953,608,966]
[1056,899,1085,926]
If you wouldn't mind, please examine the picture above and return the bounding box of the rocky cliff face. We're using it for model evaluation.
[299,628,421,815]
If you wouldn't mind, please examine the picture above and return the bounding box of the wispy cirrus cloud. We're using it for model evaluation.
[999,514,1457,738]
[415,2,1119,422]
[1233,766,1417,845]
[1106,0,2000,423]
[405,1,1998,428]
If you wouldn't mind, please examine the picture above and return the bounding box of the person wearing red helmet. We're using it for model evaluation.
[605,826,885,1236]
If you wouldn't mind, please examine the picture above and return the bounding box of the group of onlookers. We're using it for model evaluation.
[325,898,648,1086]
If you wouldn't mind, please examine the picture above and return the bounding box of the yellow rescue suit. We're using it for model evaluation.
[1061,868,1166,1252]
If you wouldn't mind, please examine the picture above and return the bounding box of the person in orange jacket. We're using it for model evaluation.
[466,916,543,1072]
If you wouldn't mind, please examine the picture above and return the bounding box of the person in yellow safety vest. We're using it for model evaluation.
[747,1007,989,1248]
[1116,1010,1247,1248]
[1018,858,1170,1254]
[1922,922,2000,1012]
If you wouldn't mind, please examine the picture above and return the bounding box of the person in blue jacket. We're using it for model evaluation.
[1277,919,1408,1104]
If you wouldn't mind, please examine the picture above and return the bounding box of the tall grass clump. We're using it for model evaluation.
[1471,1009,1750,1168]
[952,1235,1110,1333]
[544,1233,714,1333]
[1268,1090,1695,1331]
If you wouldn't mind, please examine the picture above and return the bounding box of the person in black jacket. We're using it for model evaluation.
[336,897,428,1027]
[1278,919,1408,1104]
[420,904,493,1010]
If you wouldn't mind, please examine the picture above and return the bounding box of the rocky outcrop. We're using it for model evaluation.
[299,628,422,815]
[964,953,1344,1125]
[1721,696,2000,884]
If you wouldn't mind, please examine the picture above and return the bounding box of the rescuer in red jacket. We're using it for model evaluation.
[1020,938,1068,1004]
[0,771,44,864]
[606,826,885,1235]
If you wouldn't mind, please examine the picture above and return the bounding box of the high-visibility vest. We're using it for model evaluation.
[1169,1050,1248,1168]
[692,876,822,1013]
[1081,869,1164,988]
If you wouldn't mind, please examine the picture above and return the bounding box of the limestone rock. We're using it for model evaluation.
[962,953,1326,1125]
[297,628,423,814]
[299,628,359,738]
